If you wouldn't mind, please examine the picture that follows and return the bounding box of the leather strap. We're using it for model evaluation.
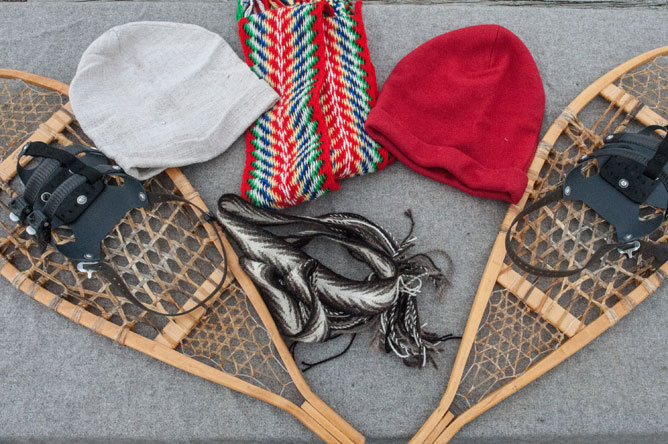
[14,142,227,317]
[83,193,228,317]
[505,187,668,277]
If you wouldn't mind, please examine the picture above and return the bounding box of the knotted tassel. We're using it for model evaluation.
[216,194,457,367]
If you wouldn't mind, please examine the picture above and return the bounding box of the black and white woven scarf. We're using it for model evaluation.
[216,194,455,367]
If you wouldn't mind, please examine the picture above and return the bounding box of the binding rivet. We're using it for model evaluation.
[41,192,51,202]
[138,192,146,202]
[564,186,571,196]
[618,178,629,189]
[77,195,88,205]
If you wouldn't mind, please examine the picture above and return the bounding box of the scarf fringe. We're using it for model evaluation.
[217,194,455,367]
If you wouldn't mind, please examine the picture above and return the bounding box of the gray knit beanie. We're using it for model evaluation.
[70,21,278,179]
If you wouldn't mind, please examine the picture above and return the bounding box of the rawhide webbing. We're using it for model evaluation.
[10,142,227,317]
[506,126,668,277]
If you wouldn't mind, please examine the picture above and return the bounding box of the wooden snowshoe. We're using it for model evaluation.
[411,47,668,444]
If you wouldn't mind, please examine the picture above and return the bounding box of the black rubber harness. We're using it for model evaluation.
[10,142,227,316]
[506,126,668,277]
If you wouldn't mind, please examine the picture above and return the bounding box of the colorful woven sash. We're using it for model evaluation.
[238,0,391,208]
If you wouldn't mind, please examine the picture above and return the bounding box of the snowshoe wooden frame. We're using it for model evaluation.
[410,47,668,444]
[0,69,364,444]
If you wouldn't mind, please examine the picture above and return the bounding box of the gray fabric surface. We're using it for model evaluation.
[0,2,667,444]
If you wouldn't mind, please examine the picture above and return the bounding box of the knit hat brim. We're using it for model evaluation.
[366,106,529,203]
[365,24,544,204]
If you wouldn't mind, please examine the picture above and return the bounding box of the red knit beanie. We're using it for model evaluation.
[365,24,545,203]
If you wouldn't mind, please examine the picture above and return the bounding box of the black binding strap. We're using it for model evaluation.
[580,146,668,207]
[83,193,228,317]
[11,142,105,223]
[22,142,103,183]
[643,126,668,180]
[10,158,61,222]
[505,128,668,278]
[42,174,87,219]
[505,186,668,278]
[14,142,228,318]
[24,158,60,203]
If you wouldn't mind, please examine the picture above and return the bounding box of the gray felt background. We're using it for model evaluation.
[0,2,667,444]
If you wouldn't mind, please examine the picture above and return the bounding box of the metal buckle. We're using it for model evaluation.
[617,240,641,259]
[76,261,98,279]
